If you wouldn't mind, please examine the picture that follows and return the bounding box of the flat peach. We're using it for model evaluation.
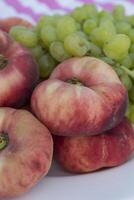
[31,57,127,136]
[54,118,134,173]
[0,30,38,107]
[0,108,53,197]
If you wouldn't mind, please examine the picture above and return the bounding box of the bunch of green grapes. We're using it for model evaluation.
[9,4,134,123]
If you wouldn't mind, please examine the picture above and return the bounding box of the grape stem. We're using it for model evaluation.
[120,65,134,80]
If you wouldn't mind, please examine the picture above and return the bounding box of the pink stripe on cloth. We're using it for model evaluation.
[5,0,41,21]
[78,0,95,4]
[99,2,113,11]
[128,0,134,3]
[38,0,71,12]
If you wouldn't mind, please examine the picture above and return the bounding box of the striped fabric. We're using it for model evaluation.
[0,0,134,24]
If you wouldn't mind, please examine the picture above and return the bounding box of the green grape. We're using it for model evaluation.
[10,26,38,48]
[130,53,134,68]
[76,31,88,39]
[103,34,131,61]
[83,19,97,35]
[35,15,56,33]
[121,65,134,81]
[50,41,70,62]
[100,20,115,28]
[130,44,134,53]
[64,33,90,57]
[39,54,56,78]
[115,21,131,34]
[90,27,107,47]
[114,66,124,76]
[120,55,132,68]
[99,20,116,36]
[126,103,134,123]
[40,25,57,48]
[83,4,98,18]
[52,15,61,25]
[127,15,134,26]
[120,73,133,90]
[100,57,114,65]
[71,4,97,23]
[10,25,26,34]
[35,16,50,34]
[99,18,115,28]
[10,26,27,42]
[56,16,77,41]
[76,22,81,31]
[128,29,134,43]
[71,7,87,23]
[88,43,102,57]
[129,86,134,102]
[90,25,115,47]
[99,10,114,22]
[125,102,131,118]
[112,5,125,21]
[41,15,55,25]
[30,45,44,61]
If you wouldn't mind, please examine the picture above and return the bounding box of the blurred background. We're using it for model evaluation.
[0,0,134,23]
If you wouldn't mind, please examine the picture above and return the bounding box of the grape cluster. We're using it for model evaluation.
[9,4,134,122]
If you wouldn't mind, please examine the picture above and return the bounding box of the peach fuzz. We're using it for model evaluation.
[0,30,39,107]
[54,118,134,173]
[0,107,53,197]
[31,57,127,136]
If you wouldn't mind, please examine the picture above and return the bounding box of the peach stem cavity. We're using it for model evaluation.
[67,77,83,86]
[0,133,8,150]
[0,54,7,69]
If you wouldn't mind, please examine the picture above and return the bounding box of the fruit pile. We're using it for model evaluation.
[3,4,134,123]
[0,4,134,199]
[31,56,134,173]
